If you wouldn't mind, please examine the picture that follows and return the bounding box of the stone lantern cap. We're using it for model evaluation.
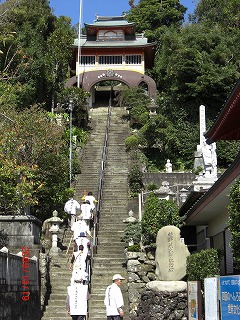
[48,210,63,232]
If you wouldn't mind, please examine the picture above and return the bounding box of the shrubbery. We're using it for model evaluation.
[120,222,142,246]
[125,135,138,152]
[128,165,144,197]
[228,179,240,273]
[186,248,220,286]
[141,192,180,244]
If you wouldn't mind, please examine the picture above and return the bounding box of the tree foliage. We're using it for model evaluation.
[191,0,240,29]
[0,105,70,219]
[142,192,180,244]
[0,0,87,221]
[186,248,220,286]
[0,0,75,109]
[125,0,240,170]
[228,179,240,273]
[126,0,186,40]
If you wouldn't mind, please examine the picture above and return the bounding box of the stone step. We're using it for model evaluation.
[93,252,126,259]
[43,106,130,320]
[96,240,125,247]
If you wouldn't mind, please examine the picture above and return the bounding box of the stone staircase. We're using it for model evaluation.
[74,107,109,202]
[88,107,130,320]
[41,229,73,320]
[41,107,108,320]
[41,105,130,320]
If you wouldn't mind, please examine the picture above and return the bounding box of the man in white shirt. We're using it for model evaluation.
[80,200,92,230]
[64,197,80,227]
[85,191,97,211]
[104,274,125,320]
[71,215,91,240]
[66,282,90,320]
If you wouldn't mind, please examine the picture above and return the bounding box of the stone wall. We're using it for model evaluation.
[130,288,188,320]
[0,250,41,320]
[143,172,195,187]
[0,291,40,320]
[39,253,51,313]
[126,251,188,320]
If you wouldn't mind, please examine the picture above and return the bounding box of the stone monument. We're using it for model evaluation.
[130,225,190,318]
[155,225,190,281]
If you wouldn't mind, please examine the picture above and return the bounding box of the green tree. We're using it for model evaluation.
[142,192,180,244]
[0,105,70,220]
[57,87,90,127]
[45,16,75,109]
[138,114,180,157]
[152,22,240,169]
[0,0,75,110]
[126,0,186,40]
[154,24,240,122]
[191,0,240,29]
[116,87,150,128]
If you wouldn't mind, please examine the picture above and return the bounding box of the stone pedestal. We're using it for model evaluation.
[49,232,60,255]
[0,215,42,248]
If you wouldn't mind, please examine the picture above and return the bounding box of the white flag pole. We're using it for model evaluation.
[77,0,83,88]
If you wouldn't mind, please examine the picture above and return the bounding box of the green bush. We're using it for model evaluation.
[146,183,159,191]
[128,165,144,197]
[186,249,220,286]
[228,179,240,273]
[127,244,141,252]
[141,192,180,244]
[120,222,142,245]
[125,135,138,152]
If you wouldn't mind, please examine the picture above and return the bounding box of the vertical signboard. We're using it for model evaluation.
[188,281,202,320]
[220,275,240,319]
[204,277,219,320]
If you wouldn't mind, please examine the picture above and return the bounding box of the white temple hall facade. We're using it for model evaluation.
[65,15,157,106]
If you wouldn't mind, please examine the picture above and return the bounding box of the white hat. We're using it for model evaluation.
[112,274,125,281]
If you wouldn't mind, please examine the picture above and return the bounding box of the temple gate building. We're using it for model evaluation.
[66,15,157,107]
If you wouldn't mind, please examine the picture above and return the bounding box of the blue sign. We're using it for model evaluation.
[220,275,240,319]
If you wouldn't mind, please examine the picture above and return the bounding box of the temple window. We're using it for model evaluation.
[125,55,142,64]
[80,56,96,65]
[98,55,123,65]
[98,30,124,41]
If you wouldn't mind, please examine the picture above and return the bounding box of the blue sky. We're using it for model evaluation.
[49,0,197,26]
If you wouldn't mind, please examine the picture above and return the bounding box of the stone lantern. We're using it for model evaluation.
[49,210,63,255]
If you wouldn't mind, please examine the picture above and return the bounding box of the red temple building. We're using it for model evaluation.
[66,15,157,107]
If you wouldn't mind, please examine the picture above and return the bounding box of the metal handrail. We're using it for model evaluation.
[92,94,112,252]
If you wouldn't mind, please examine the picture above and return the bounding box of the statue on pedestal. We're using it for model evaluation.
[165,159,172,173]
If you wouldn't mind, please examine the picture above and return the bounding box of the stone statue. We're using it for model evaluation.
[123,210,137,223]
[165,159,172,173]
[201,138,217,178]
[194,105,218,180]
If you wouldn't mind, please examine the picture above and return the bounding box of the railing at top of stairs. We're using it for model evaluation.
[92,93,112,255]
